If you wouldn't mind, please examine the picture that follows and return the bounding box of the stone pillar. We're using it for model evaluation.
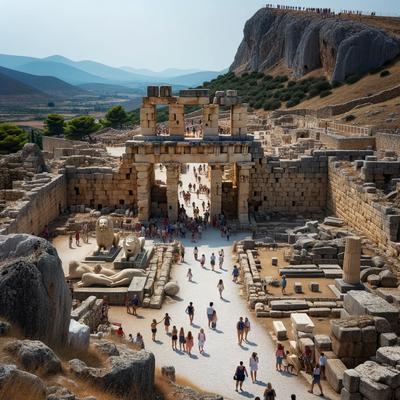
[237,163,252,224]
[140,101,157,136]
[209,163,223,220]
[165,163,180,222]
[134,163,152,221]
[335,236,364,293]
[230,104,248,136]
[343,236,361,284]
[202,104,219,138]
[169,104,185,137]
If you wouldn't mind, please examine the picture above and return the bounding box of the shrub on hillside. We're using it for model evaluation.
[331,80,342,88]
[310,81,332,92]
[320,90,332,98]
[263,99,281,111]
[286,99,300,108]
[346,74,361,84]
[307,88,320,98]
[380,70,390,77]
[344,114,356,122]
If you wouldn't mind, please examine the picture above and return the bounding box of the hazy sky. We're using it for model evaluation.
[0,0,398,71]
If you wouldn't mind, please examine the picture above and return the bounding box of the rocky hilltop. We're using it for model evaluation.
[230,8,400,81]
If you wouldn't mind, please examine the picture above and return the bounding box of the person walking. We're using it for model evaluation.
[217,279,224,299]
[68,232,73,248]
[211,309,218,329]
[171,325,178,350]
[244,317,251,341]
[151,319,161,342]
[319,352,327,379]
[206,302,215,328]
[263,382,276,400]
[187,268,193,282]
[276,343,284,371]
[180,246,185,262]
[234,361,248,392]
[193,246,198,260]
[232,265,239,283]
[249,352,259,383]
[281,274,287,295]
[75,230,80,246]
[309,364,324,396]
[130,294,140,316]
[185,302,195,325]
[200,254,206,268]
[210,252,216,271]
[218,251,224,269]
[186,331,194,356]
[178,327,186,352]
[237,317,245,345]
[198,328,206,353]
[163,313,172,334]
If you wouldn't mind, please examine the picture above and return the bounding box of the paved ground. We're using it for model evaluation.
[54,154,328,399]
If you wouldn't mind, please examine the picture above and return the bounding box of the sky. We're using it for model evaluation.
[0,0,398,71]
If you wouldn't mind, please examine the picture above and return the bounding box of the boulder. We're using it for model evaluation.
[0,363,46,400]
[380,332,398,347]
[164,282,179,296]
[376,346,400,366]
[5,339,61,375]
[360,267,383,282]
[0,234,71,347]
[68,319,90,351]
[367,274,381,286]
[371,256,385,268]
[379,270,398,288]
[69,341,155,400]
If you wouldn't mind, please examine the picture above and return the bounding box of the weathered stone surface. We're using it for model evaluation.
[291,312,314,333]
[68,319,90,351]
[341,388,362,400]
[0,363,46,400]
[355,360,400,389]
[380,332,398,347]
[360,267,384,283]
[326,358,346,393]
[5,339,61,375]
[343,369,360,393]
[374,316,392,333]
[69,341,155,400]
[314,334,332,351]
[272,320,287,340]
[270,299,308,311]
[230,8,400,82]
[161,366,176,382]
[164,281,180,296]
[376,346,400,366]
[0,234,71,347]
[380,270,398,288]
[359,376,391,400]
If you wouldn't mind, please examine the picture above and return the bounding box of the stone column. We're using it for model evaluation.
[202,104,219,138]
[140,101,157,136]
[168,104,185,137]
[209,163,223,220]
[165,163,180,222]
[237,163,252,224]
[343,236,361,284]
[134,163,152,221]
[230,104,248,136]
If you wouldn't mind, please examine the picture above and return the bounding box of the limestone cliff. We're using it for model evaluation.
[230,8,400,81]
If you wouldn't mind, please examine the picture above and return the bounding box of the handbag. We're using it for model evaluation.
[233,374,237,380]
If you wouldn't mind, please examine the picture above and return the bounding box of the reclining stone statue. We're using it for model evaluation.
[68,262,115,279]
[95,216,120,252]
[77,268,146,287]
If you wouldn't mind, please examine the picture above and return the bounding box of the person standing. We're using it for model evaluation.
[193,246,198,260]
[186,331,194,356]
[319,353,327,379]
[185,302,195,325]
[237,317,245,345]
[218,251,224,269]
[281,274,287,295]
[234,361,248,392]
[180,246,185,263]
[263,382,277,399]
[206,302,215,328]
[211,310,218,329]
[198,328,206,353]
[276,343,284,371]
[232,265,239,283]
[187,268,193,282]
[217,279,224,299]
[171,326,178,350]
[163,313,172,334]
[309,364,324,396]
[178,327,186,352]
[130,294,140,316]
[210,252,216,271]
[244,317,251,341]
[75,230,80,246]
[68,232,73,248]
[200,254,206,268]
[249,352,259,383]
[151,319,161,341]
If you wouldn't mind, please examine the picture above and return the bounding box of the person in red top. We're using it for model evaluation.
[116,326,125,338]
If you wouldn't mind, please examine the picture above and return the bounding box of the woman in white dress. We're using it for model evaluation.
[249,352,259,383]
[198,328,206,353]
[217,279,224,299]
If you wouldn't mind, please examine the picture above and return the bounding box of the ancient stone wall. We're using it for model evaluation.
[327,161,400,256]
[0,174,67,236]
[62,160,137,210]
[319,132,375,150]
[221,181,238,218]
[376,132,400,156]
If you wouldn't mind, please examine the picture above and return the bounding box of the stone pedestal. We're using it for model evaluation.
[230,104,248,136]
[237,162,252,224]
[135,163,152,221]
[165,163,180,222]
[335,236,364,293]
[209,163,223,220]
